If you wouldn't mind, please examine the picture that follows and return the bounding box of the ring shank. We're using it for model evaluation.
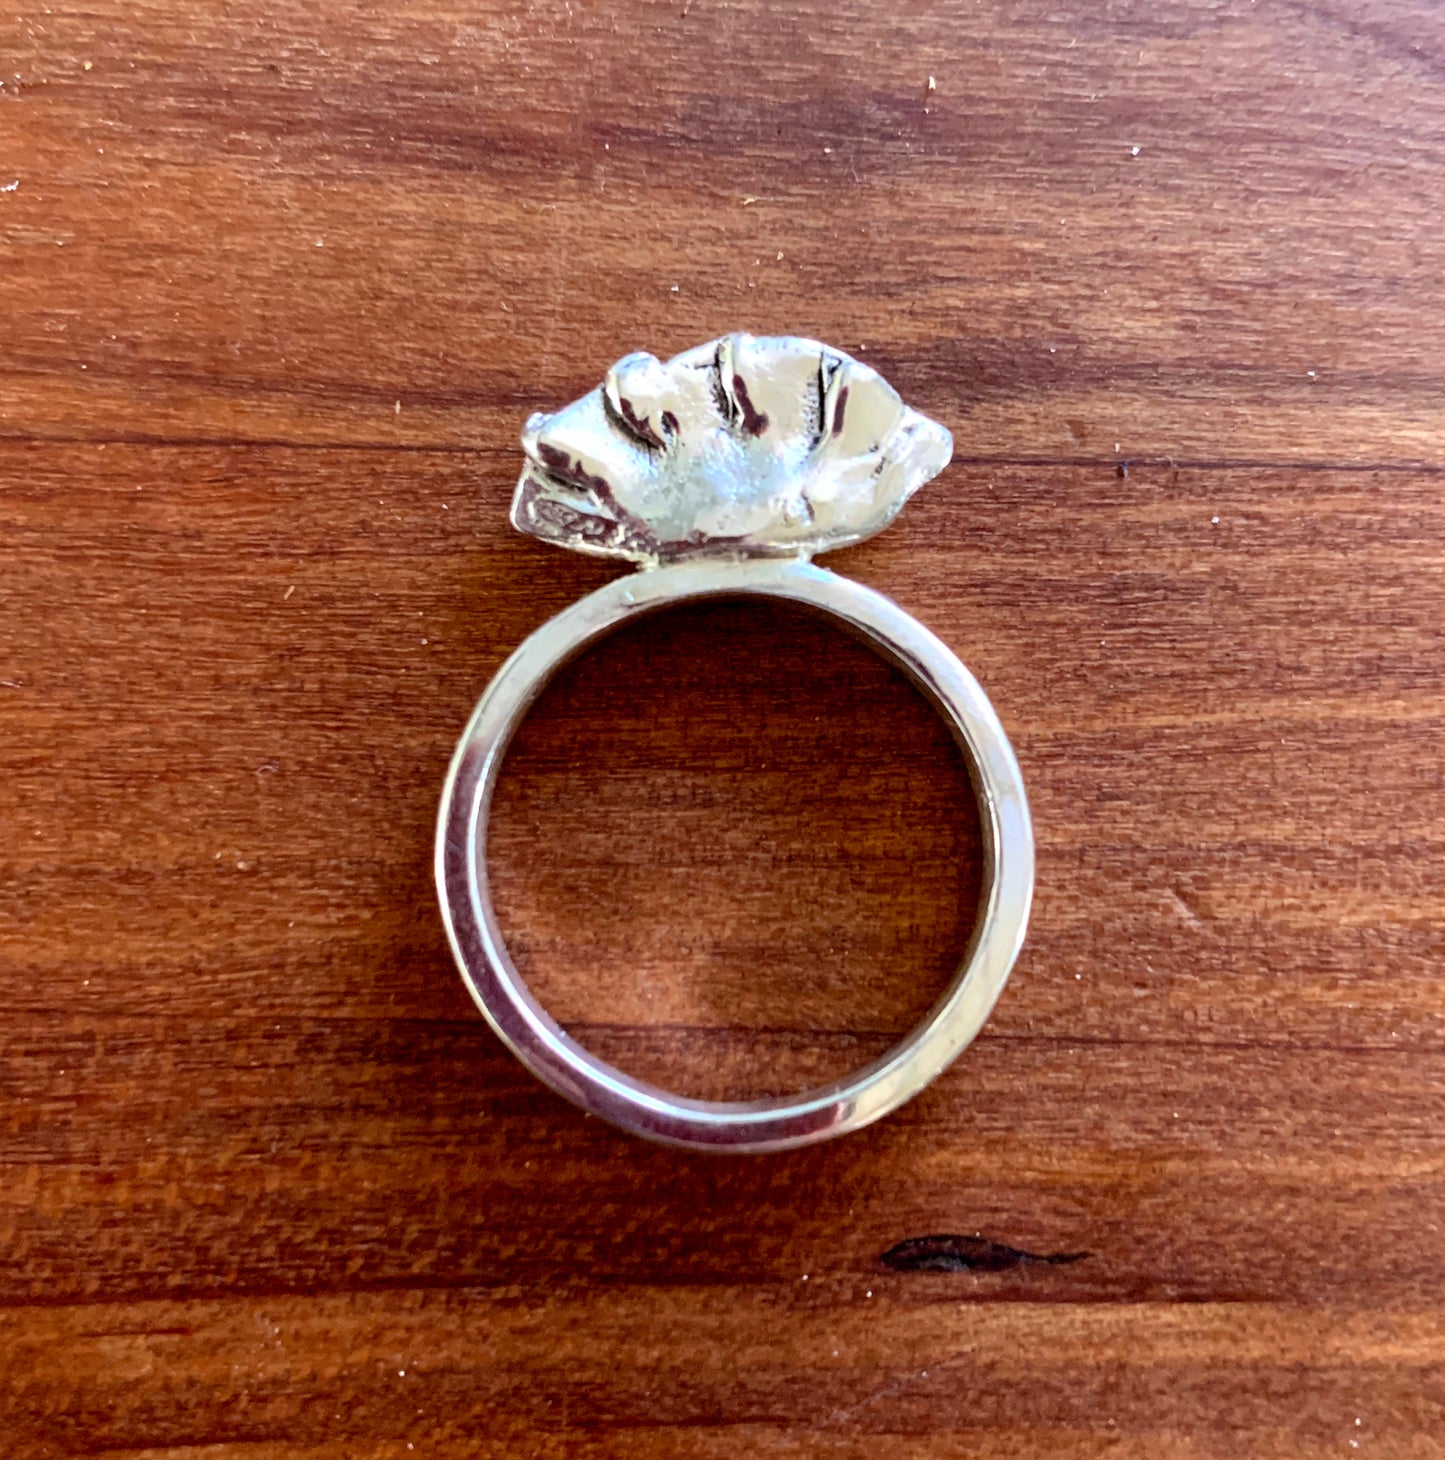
[436,557,1033,1152]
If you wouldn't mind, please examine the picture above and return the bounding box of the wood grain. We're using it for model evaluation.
[2,1,1443,1455]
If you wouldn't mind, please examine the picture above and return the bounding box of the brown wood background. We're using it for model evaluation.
[4,0,1444,1454]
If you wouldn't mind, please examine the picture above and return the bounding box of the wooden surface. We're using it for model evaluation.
[3,1,1444,1454]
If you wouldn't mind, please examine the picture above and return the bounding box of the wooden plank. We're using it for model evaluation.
[2,447,1438,1050]
[2,3,1445,460]
[3,1012,1443,1302]
[2,438,1442,1449]
[9,1294,1444,1456]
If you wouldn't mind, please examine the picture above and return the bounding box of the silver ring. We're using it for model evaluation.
[437,334,1034,1152]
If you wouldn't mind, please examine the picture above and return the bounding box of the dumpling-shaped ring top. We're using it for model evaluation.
[511,333,953,565]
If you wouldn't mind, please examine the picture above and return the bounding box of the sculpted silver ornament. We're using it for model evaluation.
[438,334,1033,1152]
[513,334,952,562]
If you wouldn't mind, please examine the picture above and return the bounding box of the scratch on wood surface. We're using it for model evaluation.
[1165,886,1212,934]
[813,1363,942,1432]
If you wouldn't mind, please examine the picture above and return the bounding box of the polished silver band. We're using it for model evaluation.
[436,556,1034,1153]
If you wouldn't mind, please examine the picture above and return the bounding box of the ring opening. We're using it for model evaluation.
[485,595,985,1103]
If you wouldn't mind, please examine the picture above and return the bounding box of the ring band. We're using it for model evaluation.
[436,334,1034,1151]
[437,556,1032,1151]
